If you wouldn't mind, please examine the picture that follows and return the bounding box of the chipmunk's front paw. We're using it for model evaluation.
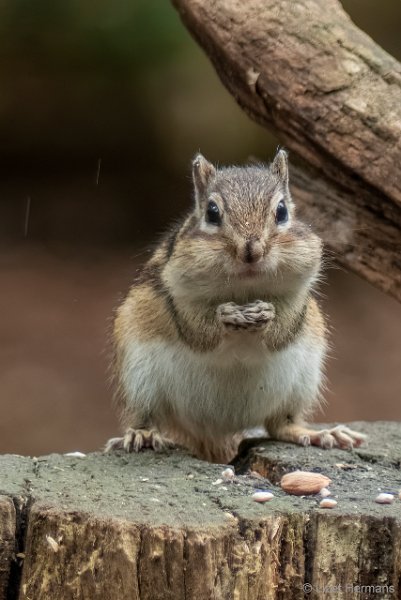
[217,300,275,331]
[104,428,174,453]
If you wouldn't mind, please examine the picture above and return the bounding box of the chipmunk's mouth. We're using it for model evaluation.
[235,265,264,279]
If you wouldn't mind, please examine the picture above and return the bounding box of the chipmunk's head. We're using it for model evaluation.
[165,149,322,300]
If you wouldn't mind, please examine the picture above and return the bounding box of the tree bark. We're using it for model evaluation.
[171,0,401,302]
[0,422,401,599]
[0,497,15,599]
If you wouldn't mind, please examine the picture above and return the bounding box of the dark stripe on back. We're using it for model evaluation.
[245,241,252,263]
[275,301,308,350]
[166,225,180,259]
[142,265,186,342]
[293,302,308,338]
[282,299,310,347]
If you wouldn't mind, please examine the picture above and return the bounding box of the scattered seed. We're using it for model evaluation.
[320,487,331,498]
[224,512,236,520]
[375,493,394,504]
[252,491,274,503]
[319,498,337,509]
[64,452,86,458]
[187,474,194,479]
[222,467,235,481]
[212,479,223,486]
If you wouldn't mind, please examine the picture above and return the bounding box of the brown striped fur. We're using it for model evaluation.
[107,151,366,462]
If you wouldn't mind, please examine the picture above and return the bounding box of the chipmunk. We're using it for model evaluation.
[106,150,366,463]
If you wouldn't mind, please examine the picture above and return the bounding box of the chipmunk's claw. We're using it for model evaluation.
[105,428,174,453]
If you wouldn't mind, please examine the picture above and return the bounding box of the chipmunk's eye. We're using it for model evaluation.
[206,200,221,225]
[275,200,288,225]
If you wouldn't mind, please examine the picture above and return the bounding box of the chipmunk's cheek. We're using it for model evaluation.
[264,248,280,273]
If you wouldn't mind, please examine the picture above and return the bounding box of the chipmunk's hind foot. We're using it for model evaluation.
[303,424,367,450]
[269,422,367,450]
[105,428,174,453]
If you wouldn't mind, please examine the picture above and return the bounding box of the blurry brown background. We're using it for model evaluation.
[1,0,400,456]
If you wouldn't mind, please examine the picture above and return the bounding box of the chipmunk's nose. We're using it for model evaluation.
[243,238,264,264]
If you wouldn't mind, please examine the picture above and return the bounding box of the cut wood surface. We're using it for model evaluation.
[0,422,401,599]
[171,0,401,302]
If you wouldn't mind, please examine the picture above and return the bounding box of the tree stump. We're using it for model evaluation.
[1,422,400,599]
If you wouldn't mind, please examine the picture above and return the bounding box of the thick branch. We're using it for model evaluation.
[172,0,401,301]
[291,162,401,299]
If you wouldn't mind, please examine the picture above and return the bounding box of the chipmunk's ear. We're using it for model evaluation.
[271,148,289,185]
[192,154,216,203]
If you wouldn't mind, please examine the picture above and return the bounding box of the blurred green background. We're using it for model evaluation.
[0,1,400,454]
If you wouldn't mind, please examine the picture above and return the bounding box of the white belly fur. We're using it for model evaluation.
[121,331,325,436]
